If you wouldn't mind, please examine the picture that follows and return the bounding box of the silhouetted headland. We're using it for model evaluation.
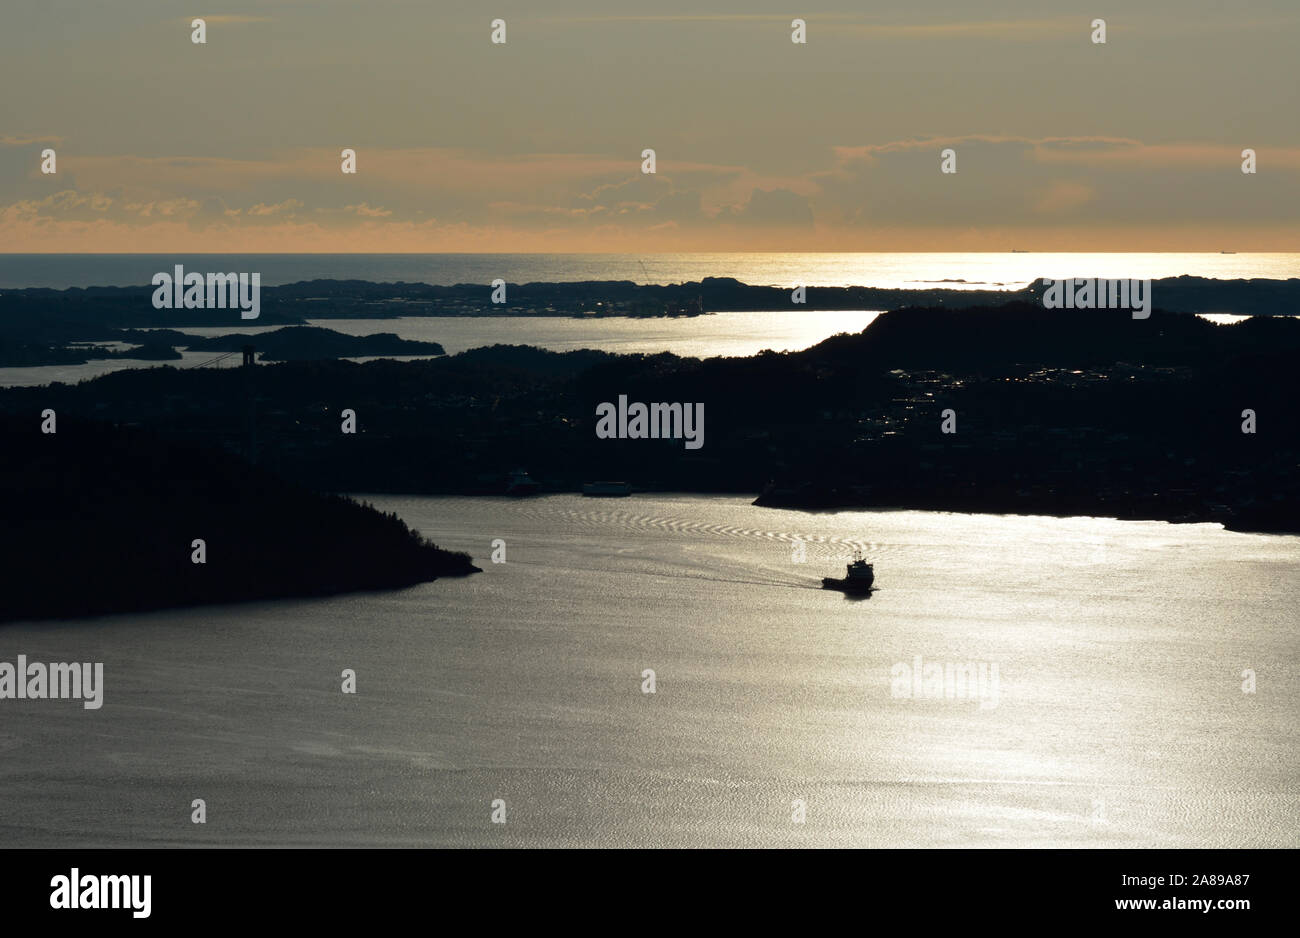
[157,325,445,361]
[0,418,478,623]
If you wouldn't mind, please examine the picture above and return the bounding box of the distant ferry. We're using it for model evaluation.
[1220,251,1237,254]
[505,468,539,496]
[582,481,632,497]
[822,551,875,593]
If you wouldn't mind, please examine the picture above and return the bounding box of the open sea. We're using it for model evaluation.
[2,252,1299,291]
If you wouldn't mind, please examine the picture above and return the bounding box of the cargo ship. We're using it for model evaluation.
[822,551,875,593]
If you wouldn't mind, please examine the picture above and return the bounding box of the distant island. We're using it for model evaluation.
[5,273,1297,368]
[4,299,1298,536]
[0,323,443,368]
[0,417,478,623]
[2,273,1297,329]
[125,325,445,362]
[0,339,182,367]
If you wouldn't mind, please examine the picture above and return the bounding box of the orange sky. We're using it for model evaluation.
[2,2,1296,252]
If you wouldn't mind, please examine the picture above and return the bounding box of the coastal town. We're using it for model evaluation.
[3,296,1296,535]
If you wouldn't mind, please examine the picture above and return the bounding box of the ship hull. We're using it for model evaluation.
[822,577,874,592]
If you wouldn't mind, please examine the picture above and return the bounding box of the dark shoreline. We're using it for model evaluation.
[5,273,1297,368]
[4,273,1299,322]
[5,299,1296,541]
[0,419,479,625]
[747,491,1299,536]
[3,291,1297,627]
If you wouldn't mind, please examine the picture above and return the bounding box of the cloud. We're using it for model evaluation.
[841,18,1079,40]
[1033,181,1096,215]
[180,15,273,25]
[811,134,1300,237]
[722,188,815,228]
[246,199,303,217]
[341,203,393,218]
[1,136,1297,251]
[545,14,793,24]
[6,190,115,222]
[0,135,63,147]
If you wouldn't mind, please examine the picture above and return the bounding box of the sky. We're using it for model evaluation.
[1,0,1297,252]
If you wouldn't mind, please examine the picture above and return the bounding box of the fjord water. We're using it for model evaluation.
[0,310,886,389]
[4,251,1298,388]
[1,495,1295,848]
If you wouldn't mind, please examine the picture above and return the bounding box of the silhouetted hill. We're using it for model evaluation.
[0,418,478,623]
[183,326,445,360]
[802,301,1300,371]
[3,301,1298,534]
[4,275,1298,333]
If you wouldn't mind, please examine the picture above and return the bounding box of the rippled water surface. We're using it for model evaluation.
[1,495,1295,847]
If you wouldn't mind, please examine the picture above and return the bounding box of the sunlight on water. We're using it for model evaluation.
[2,252,1297,290]
[0,311,886,387]
[2,496,1294,847]
[313,310,885,358]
